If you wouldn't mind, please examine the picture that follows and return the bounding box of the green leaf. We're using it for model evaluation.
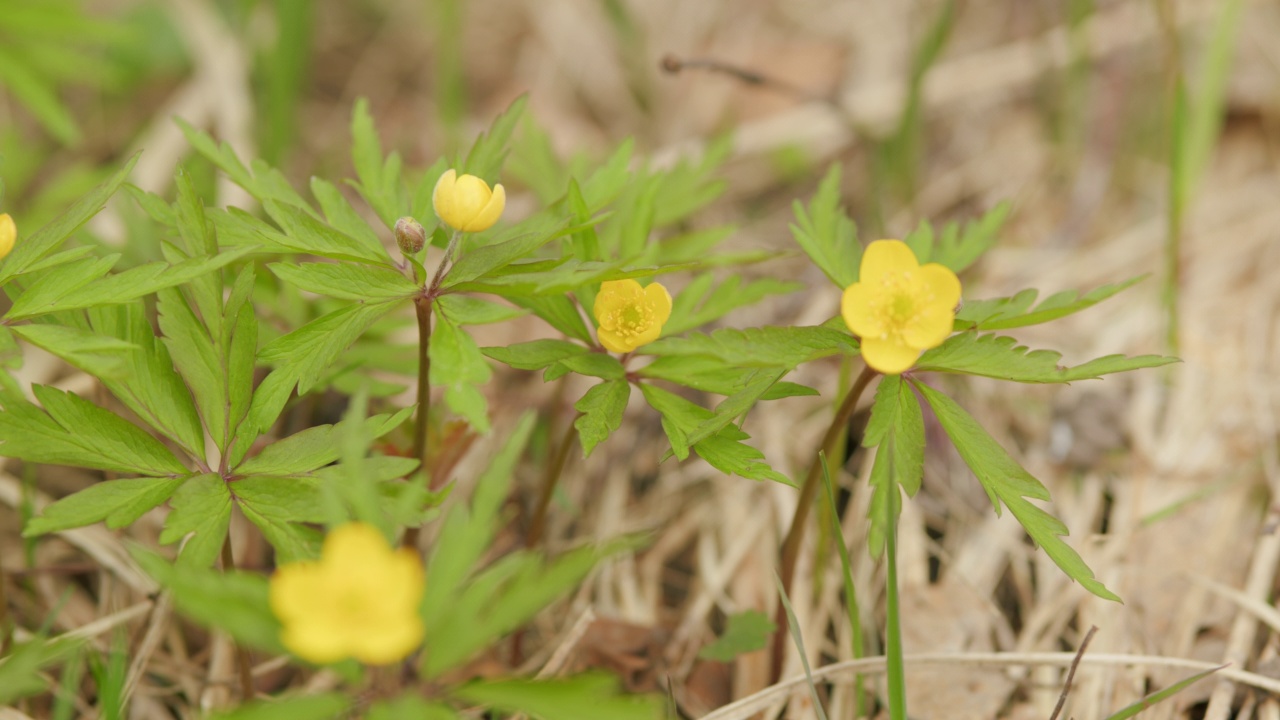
[436,294,527,325]
[0,154,137,284]
[646,325,858,368]
[685,368,787,448]
[789,163,859,287]
[913,381,1119,601]
[133,549,285,654]
[863,376,925,556]
[156,286,228,449]
[956,276,1146,331]
[638,383,703,460]
[453,675,660,720]
[264,199,393,266]
[1103,664,1224,720]
[903,202,1009,273]
[0,385,188,476]
[0,46,81,144]
[916,332,1179,383]
[429,312,492,432]
[507,294,594,343]
[257,299,403,394]
[694,424,792,485]
[310,176,386,254]
[698,610,776,661]
[664,275,803,336]
[442,216,573,287]
[0,635,82,705]
[84,302,205,456]
[5,255,118,320]
[574,380,630,457]
[424,539,640,678]
[24,477,187,536]
[158,473,232,568]
[11,324,137,379]
[267,261,419,302]
[234,477,324,564]
[234,408,412,476]
[349,97,402,227]
[11,247,256,321]
[558,352,625,380]
[461,94,527,182]
[481,339,589,370]
[205,694,352,720]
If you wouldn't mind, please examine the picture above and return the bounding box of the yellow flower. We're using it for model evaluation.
[0,213,15,261]
[269,523,425,665]
[432,169,505,233]
[594,279,672,353]
[841,240,961,375]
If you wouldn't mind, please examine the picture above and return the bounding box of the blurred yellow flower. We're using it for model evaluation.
[0,213,15,261]
[269,523,424,665]
[841,240,961,375]
[594,279,672,353]
[432,169,505,233]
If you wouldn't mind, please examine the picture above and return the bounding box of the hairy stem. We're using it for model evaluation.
[771,364,877,681]
[402,297,433,553]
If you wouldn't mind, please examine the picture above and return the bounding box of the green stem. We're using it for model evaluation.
[883,445,907,720]
[526,414,581,549]
[772,365,877,681]
[402,297,433,552]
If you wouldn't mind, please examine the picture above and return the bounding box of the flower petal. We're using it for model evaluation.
[0,213,15,260]
[644,282,672,327]
[860,239,919,282]
[918,263,961,310]
[463,183,505,232]
[860,336,921,375]
[841,282,885,338]
[268,561,326,622]
[597,329,632,353]
[349,616,425,665]
[280,618,351,664]
[432,169,458,226]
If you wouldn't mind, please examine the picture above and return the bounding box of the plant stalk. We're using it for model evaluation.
[771,364,876,681]
[526,414,581,549]
[220,536,255,701]
[402,297,433,553]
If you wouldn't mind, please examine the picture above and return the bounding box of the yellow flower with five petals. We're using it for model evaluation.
[593,279,672,354]
[269,523,425,665]
[0,213,15,261]
[432,169,505,233]
[841,240,961,375]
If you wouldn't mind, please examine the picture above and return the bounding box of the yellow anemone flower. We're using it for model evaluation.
[594,279,672,354]
[841,240,961,375]
[432,169,505,233]
[269,523,425,665]
[0,213,15,261]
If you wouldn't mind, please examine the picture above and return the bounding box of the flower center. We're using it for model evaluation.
[606,300,655,338]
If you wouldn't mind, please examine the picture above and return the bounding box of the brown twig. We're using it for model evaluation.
[771,365,877,681]
[660,53,833,107]
[1050,625,1099,720]
[526,414,582,549]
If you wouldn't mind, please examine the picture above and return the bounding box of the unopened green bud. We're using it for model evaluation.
[395,216,426,254]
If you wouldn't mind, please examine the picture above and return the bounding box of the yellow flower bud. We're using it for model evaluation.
[0,213,15,261]
[594,279,673,354]
[841,240,961,374]
[269,523,425,665]
[432,169,505,233]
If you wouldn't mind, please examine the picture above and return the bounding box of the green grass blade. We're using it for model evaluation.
[820,451,867,717]
[1103,664,1225,720]
[882,435,907,720]
[773,573,829,720]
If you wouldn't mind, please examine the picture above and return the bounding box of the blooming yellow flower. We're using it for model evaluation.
[841,240,961,375]
[594,279,672,353]
[432,169,505,233]
[0,213,15,261]
[269,523,425,665]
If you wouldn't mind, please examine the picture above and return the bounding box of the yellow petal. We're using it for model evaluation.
[452,174,492,223]
[644,282,672,327]
[463,183,505,232]
[349,616,425,665]
[860,336,921,375]
[918,263,961,310]
[902,305,954,349]
[860,240,919,282]
[840,282,885,338]
[0,213,14,261]
[597,329,632,353]
[594,279,643,328]
[268,561,327,622]
[432,169,458,227]
[323,523,394,575]
[280,618,351,664]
